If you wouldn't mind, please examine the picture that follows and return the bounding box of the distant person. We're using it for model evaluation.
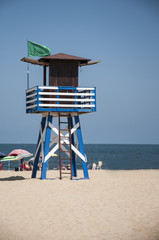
[38,162,42,171]
[20,159,33,171]
[92,162,97,170]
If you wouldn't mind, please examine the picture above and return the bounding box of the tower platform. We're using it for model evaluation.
[26,86,96,115]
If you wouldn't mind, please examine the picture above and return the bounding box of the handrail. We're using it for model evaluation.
[26,86,96,113]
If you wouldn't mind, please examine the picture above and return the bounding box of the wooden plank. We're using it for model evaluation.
[79,60,101,66]
[39,97,95,102]
[39,103,95,108]
[26,104,37,109]
[21,57,49,66]
[26,92,37,98]
[26,87,37,93]
[39,92,95,96]
[76,87,94,90]
[39,86,58,90]
[26,98,37,104]
[44,143,59,163]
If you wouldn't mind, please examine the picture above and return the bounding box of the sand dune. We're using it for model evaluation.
[0,170,159,240]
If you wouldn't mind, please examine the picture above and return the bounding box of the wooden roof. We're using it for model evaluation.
[21,54,101,67]
[21,57,49,66]
[39,53,91,64]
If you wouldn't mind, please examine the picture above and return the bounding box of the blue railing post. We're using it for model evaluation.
[37,86,40,112]
[32,116,46,178]
[75,88,78,112]
[71,118,77,177]
[74,115,89,179]
[94,87,96,112]
[57,88,59,111]
[41,114,53,179]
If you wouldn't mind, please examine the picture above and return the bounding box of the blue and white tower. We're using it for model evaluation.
[21,53,97,180]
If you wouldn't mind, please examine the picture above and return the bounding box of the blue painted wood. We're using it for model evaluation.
[57,89,60,111]
[75,89,78,112]
[36,86,40,112]
[71,118,77,177]
[74,116,89,179]
[32,117,46,178]
[58,86,76,90]
[94,87,96,112]
[27,108,94,113]
[26,86,96,114]
[41,115,53,179]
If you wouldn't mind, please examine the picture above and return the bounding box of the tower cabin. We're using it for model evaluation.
[21,53,98,180]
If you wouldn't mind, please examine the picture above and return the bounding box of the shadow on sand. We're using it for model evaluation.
[0,176,26,181]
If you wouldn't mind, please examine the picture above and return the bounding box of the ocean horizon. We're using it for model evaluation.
[0,143,159,171]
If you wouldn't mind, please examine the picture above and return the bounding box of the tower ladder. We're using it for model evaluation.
[59,114,72,180]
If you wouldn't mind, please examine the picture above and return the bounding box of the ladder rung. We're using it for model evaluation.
[61,172,71,175]
[61,150,70,152]
[60,121,68,123]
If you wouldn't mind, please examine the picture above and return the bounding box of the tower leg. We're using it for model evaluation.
[74,116,89,179]
[41,115,53,180]
[71,118,77,177]
[32,117,46,178]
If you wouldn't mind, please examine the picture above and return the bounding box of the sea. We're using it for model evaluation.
[0,144,159,171]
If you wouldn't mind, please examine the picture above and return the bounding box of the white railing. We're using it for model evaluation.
[26,86,96,113]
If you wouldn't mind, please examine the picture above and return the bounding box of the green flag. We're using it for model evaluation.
[28,40,51,57]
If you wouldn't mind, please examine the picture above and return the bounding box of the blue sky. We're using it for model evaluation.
[0,0,159,144]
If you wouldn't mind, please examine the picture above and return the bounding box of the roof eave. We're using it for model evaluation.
[21,57,49,66]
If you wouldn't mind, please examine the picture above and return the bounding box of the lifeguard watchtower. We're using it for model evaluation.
[21,52,98,180]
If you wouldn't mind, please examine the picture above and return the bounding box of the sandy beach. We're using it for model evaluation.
[0,169,159,240]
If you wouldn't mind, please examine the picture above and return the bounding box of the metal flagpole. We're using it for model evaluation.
[27,39,29,89]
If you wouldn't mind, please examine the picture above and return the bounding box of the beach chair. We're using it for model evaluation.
[0,163,3,170]
[97,161,102,170]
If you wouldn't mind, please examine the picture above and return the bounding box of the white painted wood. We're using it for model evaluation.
[39,103,95,108]
[38,86,94,91]
[39,97,95,102]
[75,135,79,159]
[34,123,47,161]
[26,98,37,104]
[39,86,58,90]
[41,132,44,162]
[64,122,80,138]
[26,104,37,109]
[42,118,86,163]
[71,144,86,162]
[48,122,59,135]
[44,144,59,162]
[26,87,37,93]
[76,87,94,90]
[50,135,59,147]
[39,92,94,96]
[26,92,37,98]
[59,131,86,163]
[71,122,80,134]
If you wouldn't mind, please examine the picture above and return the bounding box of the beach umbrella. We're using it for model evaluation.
[1,152,33,170]
[9,149,32,156]
[50,153,58,158]
[0,156,19,162]
[0,155,24,171]
[0,152,6,158]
